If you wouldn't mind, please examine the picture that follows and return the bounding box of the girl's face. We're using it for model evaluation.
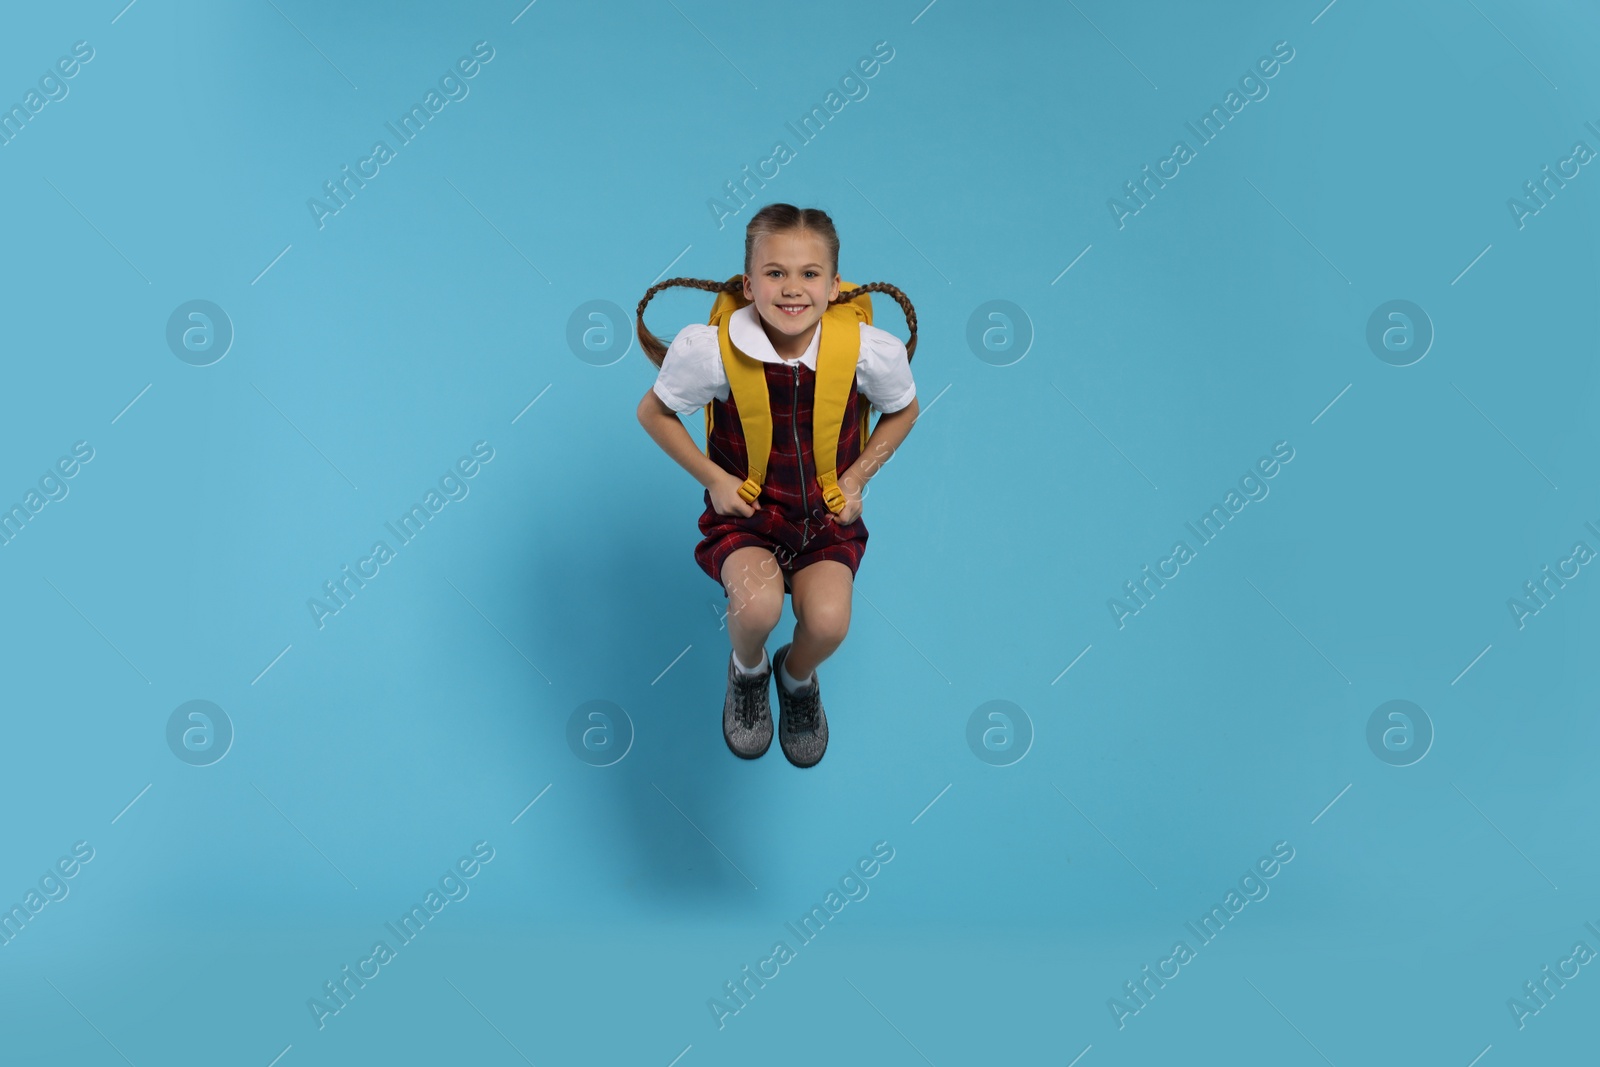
[742,230,841,352]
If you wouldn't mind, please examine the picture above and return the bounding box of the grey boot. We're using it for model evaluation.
[723,650,773,759]
[772,643,828,768]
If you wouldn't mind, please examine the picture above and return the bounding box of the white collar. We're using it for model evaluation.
[729,303,819,369]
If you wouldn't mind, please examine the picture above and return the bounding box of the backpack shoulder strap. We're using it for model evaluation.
[706,277,769,505]
[814,284,872,514]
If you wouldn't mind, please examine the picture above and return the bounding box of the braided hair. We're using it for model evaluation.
[635,203,918,369]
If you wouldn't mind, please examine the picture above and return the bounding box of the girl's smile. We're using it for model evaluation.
[742,230,841,360]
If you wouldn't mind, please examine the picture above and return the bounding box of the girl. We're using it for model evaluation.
[634,204,919,768]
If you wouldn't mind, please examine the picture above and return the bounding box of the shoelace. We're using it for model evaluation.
[732,673,768,728]
[786,683,820,732]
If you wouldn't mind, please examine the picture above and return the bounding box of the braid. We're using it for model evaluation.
[834,281,918,362]
[635,276,742,368]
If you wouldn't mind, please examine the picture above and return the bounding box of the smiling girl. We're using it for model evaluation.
[635,204,919,768]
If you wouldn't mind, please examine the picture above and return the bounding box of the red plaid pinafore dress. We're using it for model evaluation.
[695,355,869,595]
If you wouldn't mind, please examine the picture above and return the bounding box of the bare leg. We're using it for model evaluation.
[785,560,853,679]
[720,546,785,668]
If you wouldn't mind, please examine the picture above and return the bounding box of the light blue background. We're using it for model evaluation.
[1,1,1596,1064]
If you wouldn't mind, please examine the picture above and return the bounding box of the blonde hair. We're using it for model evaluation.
[744,202,840,282]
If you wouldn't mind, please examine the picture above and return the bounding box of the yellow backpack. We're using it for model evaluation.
[705,275,874,516]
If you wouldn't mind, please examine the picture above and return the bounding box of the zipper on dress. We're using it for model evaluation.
[790,361,808,540]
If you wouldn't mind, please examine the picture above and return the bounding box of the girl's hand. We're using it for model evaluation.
[825,478,863,526]
[709,471,758,517]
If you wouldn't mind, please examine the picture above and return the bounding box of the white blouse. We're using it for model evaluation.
[651,303,917,417]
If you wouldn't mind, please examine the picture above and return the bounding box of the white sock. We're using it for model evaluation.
[733,647,768,676]
[779,658,813,693]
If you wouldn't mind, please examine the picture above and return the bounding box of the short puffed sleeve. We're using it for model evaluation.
[855,323,916,414]
[651,323,726,415]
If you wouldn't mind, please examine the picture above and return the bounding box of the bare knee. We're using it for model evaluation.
[799,595,851,646]
[722,551,785,634]
[729,582,783,634]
